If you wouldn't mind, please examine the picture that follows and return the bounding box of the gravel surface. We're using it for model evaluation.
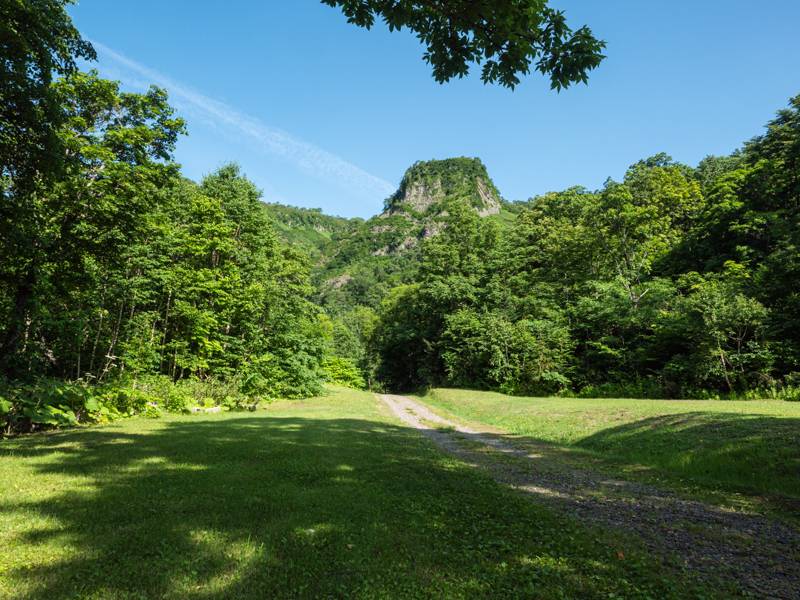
[380,393,800,599]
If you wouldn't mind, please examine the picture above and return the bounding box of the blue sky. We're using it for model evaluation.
[69,1,800,218]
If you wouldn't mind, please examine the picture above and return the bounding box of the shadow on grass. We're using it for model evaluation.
[575,412,800,500]
[0,415,689,599]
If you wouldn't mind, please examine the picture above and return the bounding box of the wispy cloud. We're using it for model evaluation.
[90,41,395,199]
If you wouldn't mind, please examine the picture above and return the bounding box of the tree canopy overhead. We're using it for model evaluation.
[0,0,95,186]
[323,0,606,89]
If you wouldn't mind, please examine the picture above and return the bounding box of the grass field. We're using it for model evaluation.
[0,387,719,599]
[421,389,800,505]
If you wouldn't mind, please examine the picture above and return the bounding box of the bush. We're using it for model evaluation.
[240,353,323,400]
[441,310,573,396]
[691,384,800,401]
[143,403,162,418]
[0,378,116,434]
[101,387,154,415]
[323,357,366,389]
[577,377,800,401]
[135,375,246,411]
[163,387,193,413]
[0,376,202,435]
[0,372,322,436]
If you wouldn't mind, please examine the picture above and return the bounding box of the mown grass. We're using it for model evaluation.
[421,388,800,505]
[0,387,719,599]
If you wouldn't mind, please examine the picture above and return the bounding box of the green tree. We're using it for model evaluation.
[1,0,95,187]
[671,268,772,393]
[592,160,702,308]
[441,309,572,394]
[323,0,605,89]
[0,71,184,376]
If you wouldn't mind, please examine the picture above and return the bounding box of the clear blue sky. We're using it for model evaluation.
[69,0,800,218]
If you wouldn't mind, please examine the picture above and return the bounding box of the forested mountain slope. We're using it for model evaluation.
[272,101,800,400]
[261,203,358,261]
[309,157,517,312]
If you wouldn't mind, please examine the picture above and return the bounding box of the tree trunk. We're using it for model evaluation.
[0,266,36,375]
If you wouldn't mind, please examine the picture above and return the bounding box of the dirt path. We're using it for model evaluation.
[379,393,800,599]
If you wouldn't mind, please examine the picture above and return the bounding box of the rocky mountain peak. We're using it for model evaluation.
[382,157,501,218]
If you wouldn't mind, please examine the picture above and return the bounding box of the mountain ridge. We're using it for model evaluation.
[260,156,523,313]
[263,157,514,260]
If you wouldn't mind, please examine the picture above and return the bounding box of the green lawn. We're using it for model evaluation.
[0,388,716,599]
[421,388,800,504]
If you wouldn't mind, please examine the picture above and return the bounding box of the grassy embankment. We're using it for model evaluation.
[421,388,800,511]
[0,388,719,598]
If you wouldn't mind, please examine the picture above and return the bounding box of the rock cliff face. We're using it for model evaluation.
[364,157,502,255]
[382,157,502,219]
[270,157,511,303]
[475,177,502,216]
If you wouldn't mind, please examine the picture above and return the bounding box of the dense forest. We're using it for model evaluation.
[2,1,799,434]
[306,115,800,401]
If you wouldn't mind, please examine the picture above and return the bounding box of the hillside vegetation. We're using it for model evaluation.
[262,202,357,261]
[313,158,508,307]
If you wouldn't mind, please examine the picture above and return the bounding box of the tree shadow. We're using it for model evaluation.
[0,414,692,598]
[574,412,800,500]
[404,412,800,599]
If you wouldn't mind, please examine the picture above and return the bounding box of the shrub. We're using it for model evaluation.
[101,387,155,415]
[137,375,246,411]
[323,357,366,389]
[143,403,162,419]
[441,310,573,396]
[0,372,321,436]
[163,387,193,413]
[0,378,113,434]
[240,353,323,399]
